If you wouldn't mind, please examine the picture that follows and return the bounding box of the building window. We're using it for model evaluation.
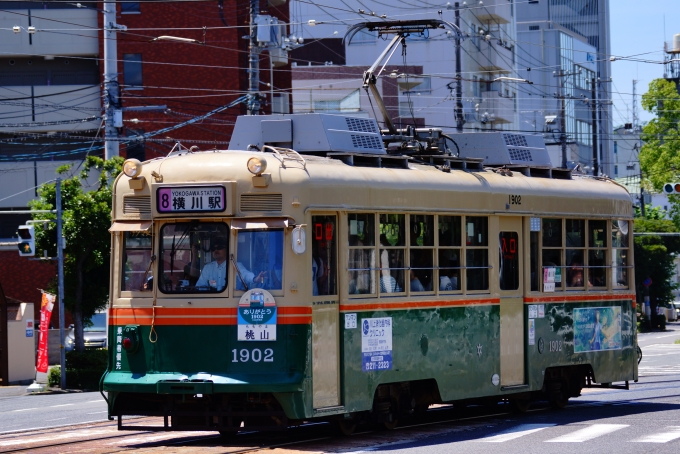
[529,25,540,31]
[614,141,618,154]
[121,2,140,13]
[614,165,618,176]
[123,54,143,87]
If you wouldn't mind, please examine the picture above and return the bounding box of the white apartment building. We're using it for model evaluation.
[291,0,521,135]
[0,3,100,237]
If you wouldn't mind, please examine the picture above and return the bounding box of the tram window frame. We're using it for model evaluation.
[612,220,630,289]
[346,213,490,298]
[121,231,153,293]
[348,213,377,295]
[379,214,406,295]
[538,218,617,293]
[438,215,463,293]
[409,214,434,293]
[312,215,337,296]
[499,231,520,290]
[465,216,489,291]
[157,222,230,295]
[234,229,285,293]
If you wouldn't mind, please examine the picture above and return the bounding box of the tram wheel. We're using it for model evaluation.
[550,397,569,409]
[383,418,399,430]
[335,419,357,436]
[511,398,531,413]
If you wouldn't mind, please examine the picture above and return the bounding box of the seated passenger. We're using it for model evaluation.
[380,275,402,293]
[410,270,425,292]
[195,237,227,290]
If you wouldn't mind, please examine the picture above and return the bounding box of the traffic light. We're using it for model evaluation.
[17,225,35,257]
[663,183,680,194]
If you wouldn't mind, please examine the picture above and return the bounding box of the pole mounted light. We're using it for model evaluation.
[150,35,202,44]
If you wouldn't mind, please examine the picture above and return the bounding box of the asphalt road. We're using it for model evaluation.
[0,323,678,453]
[0,391,108,434]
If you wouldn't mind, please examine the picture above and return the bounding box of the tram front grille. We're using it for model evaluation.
[240,193,282,212]
[123,195,151,215]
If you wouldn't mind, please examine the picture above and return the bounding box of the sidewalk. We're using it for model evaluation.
[0,385,28,398]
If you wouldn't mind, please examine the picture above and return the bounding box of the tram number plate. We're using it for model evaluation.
[549,340,562,352]
[231,348,274,363]
[508,194,522,205]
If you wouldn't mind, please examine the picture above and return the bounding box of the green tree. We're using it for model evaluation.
[634,218,680,323]
[30,156,123,351]
[639,79,680,227]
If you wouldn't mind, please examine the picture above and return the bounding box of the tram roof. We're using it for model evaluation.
[114,149,633,221]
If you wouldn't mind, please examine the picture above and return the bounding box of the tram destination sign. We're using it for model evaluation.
[156,185,226,213]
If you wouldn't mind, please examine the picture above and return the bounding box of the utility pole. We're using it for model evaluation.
[554,68,579,169]
[632,79,639,130]
[591,77,599,176]
[56,179,66,389]
[560,91,567,169]
[103,1,125,159]
[247,0,261,115]
[454,2,464,132]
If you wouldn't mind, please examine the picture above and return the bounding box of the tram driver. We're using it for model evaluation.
[195,237,227,291]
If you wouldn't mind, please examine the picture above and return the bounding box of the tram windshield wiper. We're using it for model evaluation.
[230,254,248,291]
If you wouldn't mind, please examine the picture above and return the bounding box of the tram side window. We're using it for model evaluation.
[612,220,629,288]
[121,231,153,291]
[566,219,586,289]
[312,216,337,296]
[348,213,376,294]
[530,217,541,292]
[589,220,607,287]
[439,216,462,291]
[542,218,563,291]
[236,229,284,291]
[466,216,489,291]
[158,222,229,294]
[499,232,519,290]
[379,214,405,293]
[410,215,434,292]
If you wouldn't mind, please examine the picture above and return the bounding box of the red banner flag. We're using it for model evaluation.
[35,292,55,382]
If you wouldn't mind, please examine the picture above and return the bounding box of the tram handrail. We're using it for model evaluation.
[262,145,307,170]
[347,266,493,271]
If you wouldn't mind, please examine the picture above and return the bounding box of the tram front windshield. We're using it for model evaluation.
[158,222,230,294]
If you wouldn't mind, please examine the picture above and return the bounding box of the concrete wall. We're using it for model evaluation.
[7,302,35,384]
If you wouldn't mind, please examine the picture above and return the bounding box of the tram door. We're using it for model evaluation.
[311,215,340,408]
[498,217,525,386]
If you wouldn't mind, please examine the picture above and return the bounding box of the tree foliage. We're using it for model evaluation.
[29,156,123,351]
[633,218,680,314]
[639,78,680,194]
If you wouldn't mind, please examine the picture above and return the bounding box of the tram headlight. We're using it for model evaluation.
[247,157,267,176]
[123,159,142,178]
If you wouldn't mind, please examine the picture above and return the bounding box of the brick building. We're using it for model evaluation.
[0,0,292,324]
[108,0,292,160]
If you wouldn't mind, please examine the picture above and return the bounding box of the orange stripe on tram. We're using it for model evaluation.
[339,298,500,312]
[524,293,636,304]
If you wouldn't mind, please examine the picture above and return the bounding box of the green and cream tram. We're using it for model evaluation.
[104,113,636,433]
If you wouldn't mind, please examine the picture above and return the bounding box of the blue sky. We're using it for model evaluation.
[610,0,680,126]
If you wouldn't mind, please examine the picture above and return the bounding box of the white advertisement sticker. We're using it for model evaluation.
[361,317,392,372]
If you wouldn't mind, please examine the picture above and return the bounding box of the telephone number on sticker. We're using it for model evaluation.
[364,360,391,371]
[231,348,273,363]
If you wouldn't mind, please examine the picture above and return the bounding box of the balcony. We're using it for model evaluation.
[475,1,512,24]
[479,90,514,124]
[0,85,101,133]
[477,40,514,74]
[0,9,98,57]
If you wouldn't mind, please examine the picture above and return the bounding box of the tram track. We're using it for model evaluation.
[1,396,648,454]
